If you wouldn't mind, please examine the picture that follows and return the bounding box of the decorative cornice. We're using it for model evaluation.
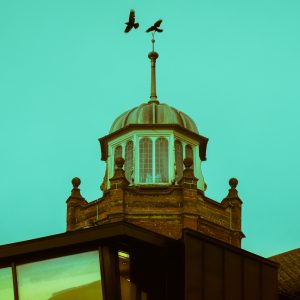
[99,124,208,161]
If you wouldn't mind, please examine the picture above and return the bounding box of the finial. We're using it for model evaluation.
[109,157,129,187]
[72,177,81,188]
[115,157,125,169]
[148,46,159,104]
[229,178,238,189]
[224,177,239,199]
[146,19,163,105]
[183,157,193,169]
[69,177,84,199]
[178,157,198,188]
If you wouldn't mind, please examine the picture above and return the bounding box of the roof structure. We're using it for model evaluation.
[110,102,199,134]
[0,221,278,300]
[270,248,300,300]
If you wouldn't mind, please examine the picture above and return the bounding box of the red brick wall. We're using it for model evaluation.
[67,182,243,247]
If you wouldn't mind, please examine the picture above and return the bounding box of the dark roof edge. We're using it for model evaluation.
[0,222,175,261]
[182,229,279,268]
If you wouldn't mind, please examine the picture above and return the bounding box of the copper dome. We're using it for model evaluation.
[110,102,199,134]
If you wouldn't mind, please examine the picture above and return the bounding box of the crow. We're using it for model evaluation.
[146,19,163,33]
[124,9,139,33]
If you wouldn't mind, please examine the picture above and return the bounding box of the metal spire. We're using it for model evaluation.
[148,32,159,104]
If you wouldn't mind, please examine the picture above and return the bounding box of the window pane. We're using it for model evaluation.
[139,138,153,183]
[114,145,123,169]
[17,251,103,300]
[175,140,183,181]
[155,138,169,183]
[118,251,148,300]
[0,267,14,300]
[125,141,133,183]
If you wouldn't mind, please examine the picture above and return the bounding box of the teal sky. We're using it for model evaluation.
[0,0,299,257]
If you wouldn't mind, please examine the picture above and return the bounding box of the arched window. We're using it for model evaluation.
[155,138,169,183]
[139,138,153,183]
[185,144,193,168]
[125,141,133,183]
[114,145,122,169]
[175,140,183,181]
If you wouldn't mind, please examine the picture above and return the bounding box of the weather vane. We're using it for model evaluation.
[124,10,163,51]
[124,10,163,103]
[146,19,163,52]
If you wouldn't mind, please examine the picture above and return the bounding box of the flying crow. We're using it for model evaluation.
[146,19,163,33]
[124,9,139,33]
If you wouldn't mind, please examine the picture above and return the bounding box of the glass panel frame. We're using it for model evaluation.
[139,138,153,183]
[125,141,134,183]
[155,138,169,183]
[17,251,103,300]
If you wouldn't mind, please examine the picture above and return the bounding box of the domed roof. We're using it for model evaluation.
[110,102,199,134]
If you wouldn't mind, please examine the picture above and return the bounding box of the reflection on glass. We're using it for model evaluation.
[0,267,14,300]
[118,251,147,300]
[17,251,103,300]
[155,138,168,183]
[139,138,153,183]
[125,141,134,183]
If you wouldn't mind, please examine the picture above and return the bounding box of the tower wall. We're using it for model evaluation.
[66,163,244,247]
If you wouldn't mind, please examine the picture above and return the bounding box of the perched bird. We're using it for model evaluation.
[124,9,139,33]
[146,19,163,33]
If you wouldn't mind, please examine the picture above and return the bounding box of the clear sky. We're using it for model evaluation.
[0,0,299,257]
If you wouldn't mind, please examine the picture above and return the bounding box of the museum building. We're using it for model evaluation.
[0,40,298,300]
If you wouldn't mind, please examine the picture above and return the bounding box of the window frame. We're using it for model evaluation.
[173,132,205,189]
[0,244,120,300]
[124,140,134,183]
[107,130,204,188]
[109,133,134,187]
[137,134,172,185]
[108,131,174,186]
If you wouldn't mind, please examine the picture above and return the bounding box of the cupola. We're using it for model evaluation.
[66,26,243,248]
[99,37,208,191]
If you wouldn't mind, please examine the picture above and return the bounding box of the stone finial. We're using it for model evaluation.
[229,178,238,189]
[72,177,81,188]
[70,177,84,199]
[66,177,86,231]
[109,157,129,187]
[115,157,125,169]
[178,158,198,188]
[183,157,193,169]
[222,177,242,237]
[225,177,240,199]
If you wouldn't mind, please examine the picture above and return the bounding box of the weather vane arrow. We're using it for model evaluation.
[146,19,163,52]
[123,11,164,103]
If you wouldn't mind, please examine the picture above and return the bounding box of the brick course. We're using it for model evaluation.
[66,162,244,247]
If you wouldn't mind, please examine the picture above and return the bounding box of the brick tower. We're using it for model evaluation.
[66,37,244,247]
